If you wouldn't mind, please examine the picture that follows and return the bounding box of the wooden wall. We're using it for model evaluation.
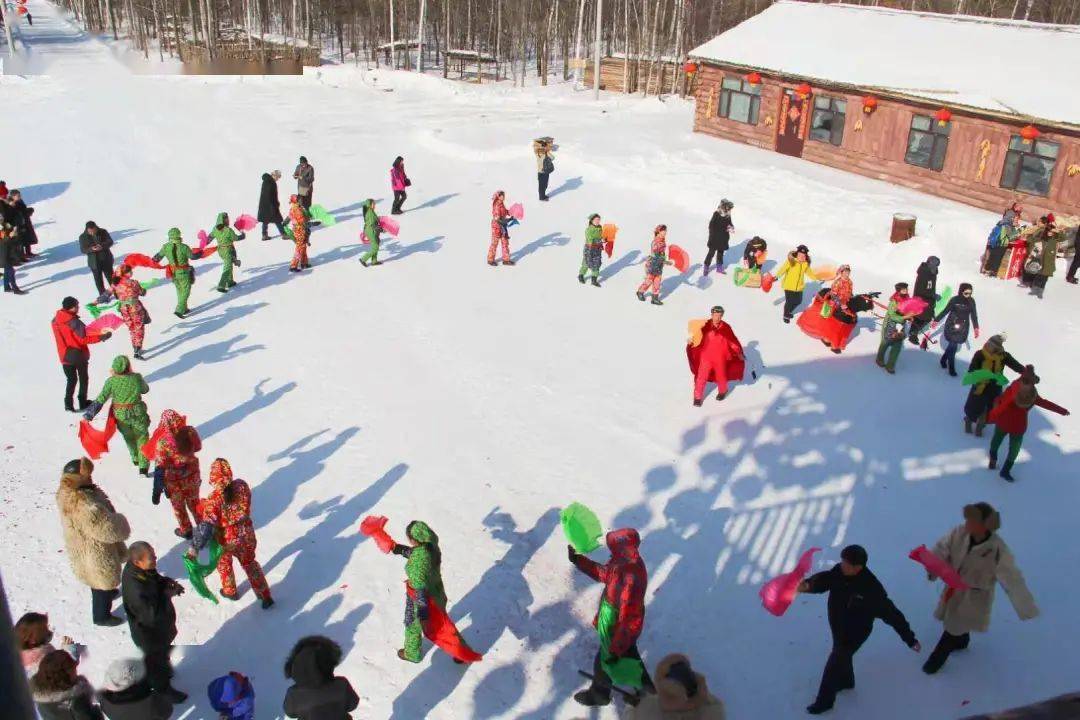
[584,57,683,95]
[691,63,1080,218]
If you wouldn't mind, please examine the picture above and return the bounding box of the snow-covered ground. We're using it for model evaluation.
[2,26,1078,720]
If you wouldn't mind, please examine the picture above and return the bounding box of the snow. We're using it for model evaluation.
[688,1,1080,128]
[2,26,1079,720]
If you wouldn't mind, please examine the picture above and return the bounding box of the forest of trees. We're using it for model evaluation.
[52,0,1080,85]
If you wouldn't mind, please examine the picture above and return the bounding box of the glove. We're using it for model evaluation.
[233,257,241,267]
[99,331,113,340]
[82,401,103,421]
[237,232,246,241]
[567,544,580,563]
[974,328,980,339]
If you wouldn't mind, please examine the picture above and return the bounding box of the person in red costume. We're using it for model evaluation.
[687,306,745,406]
[568,528,654,707]
[987,366,1069,482]
[149,410,202,539]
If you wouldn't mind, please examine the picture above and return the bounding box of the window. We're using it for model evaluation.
[904,115,950,171]
[1000,136,1059,196]
[809,95,846,146]
[718,76,761,125]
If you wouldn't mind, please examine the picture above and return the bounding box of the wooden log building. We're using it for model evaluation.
[583,54,683,95]
[687,1,1080,218]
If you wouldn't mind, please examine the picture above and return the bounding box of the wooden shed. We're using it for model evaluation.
[688,2,1080,218]
[583,54,684,94]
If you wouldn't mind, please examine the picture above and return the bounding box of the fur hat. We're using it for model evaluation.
[963,502,1001,532]
[102,658,146,692]
[984,334,1006,354]
[653,654,712,712]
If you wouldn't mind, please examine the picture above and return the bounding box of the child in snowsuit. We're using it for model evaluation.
[963,334,1025,436]
[152,409,202,539]
[189,459,273,608]
[208,672,256,720]
[488,191,514,266]
[637,225,672,305]
[84,355,151,476]
[743,236,767,271]
[569,528,654,707]
[875,283,914,374]
[211,212,244,293]
[987,367,1069,481]
[579,213,604,287]
[359,199,381,267]
[152,228,194,318]
[288,196,310,272]
[704,199,733,276]
[110,265,149,360]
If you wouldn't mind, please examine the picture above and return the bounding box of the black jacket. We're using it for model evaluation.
[804,564,916,649]
[9,199,38,245]
[79,229,114,271]
[934,295,979,345]
[283,639,360,720]
[100,678,173,720]
[31,677,104,720]
[121,562,178,649]
[258,173,283,224]
[913,261,938,303]
[708,210,733,251]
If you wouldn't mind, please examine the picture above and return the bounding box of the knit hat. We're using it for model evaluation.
[167,227,181,241]
[963,502,1001,532]
[103,658,146,692]
[111,356,130,374]
[62,296,79,310]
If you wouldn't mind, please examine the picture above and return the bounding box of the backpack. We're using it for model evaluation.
[986,222,1005,249]
[542,156,555,174]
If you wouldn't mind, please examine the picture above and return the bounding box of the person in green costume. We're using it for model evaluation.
[359,199,382,267]
[210,212,245,293]
[393,521,449,663]
[875,282,916,375]
[578,213,604,287]
[83,355,151,476]
[152,228,195,318]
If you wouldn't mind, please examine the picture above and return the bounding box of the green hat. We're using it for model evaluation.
[407,520,438,545]
[215,212,228,228]
[111,355,130,374]
[167,227,181,241]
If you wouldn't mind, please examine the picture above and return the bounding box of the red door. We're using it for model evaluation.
[775,88,811,158]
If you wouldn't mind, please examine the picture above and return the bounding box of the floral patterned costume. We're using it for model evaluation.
[289,200,310,270]
[153,409,202,535]
[488,193,511,264]
[637,235,668,298]
[111,273,148,351]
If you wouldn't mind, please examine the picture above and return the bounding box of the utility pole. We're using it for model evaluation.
[592,0,602,100]
[389,0,396,68]
[417,0,426,71]
[572,0,586,85]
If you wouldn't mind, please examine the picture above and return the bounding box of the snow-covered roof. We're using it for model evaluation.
[689,1,1080,128]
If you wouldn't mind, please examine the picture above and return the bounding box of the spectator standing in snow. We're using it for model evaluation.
[56,458,129,627]
[578,213,604,287]
[52,297,110,412]
[1021,214,1060,299]
[908,255,940,344]
[7,189,39,259]
[282,636,360,720]
[704,200,733,276]
[631,654,726,719]
[797,544,920,715]
[208,672,255,720]
[921,503,1038,675]
[121,541,187,703]
[1,219,26,293]
[875,283,915,375]
[534,138,554,201]
[110,265,150,360]
[293,156,314,209]
[963,333,1025,436]
[258,171,286,240]
[637,225,673,305]
[569,529,654,707]
[775,245,821,323]
[99,658,174,720]
[80,222,115,301]
[29,649,103,720]
[982,210,1019,277]
[932,282,979,377]
[987,366,1069,482]
[390,156,410,215]
[16,613,79,676]
[488,191,514,266]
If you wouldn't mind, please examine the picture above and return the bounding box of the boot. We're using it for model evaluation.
[359,258,368,267]
[93,615,125,627]
[590,277,601,287]
[806,700,833,715]
[974,419,985,437]
[964,418,973,434]
[578,274,585,284]
[988,453,997,470]
[693,398,703,407]
[162,688,188,703]
[174,528,193,540]
[503,259,516,266]
[703,264,711,277]
[636,291,646,301]
[133,347,145,360]
[397,649,420,664]
[922,636,953,675]
[487,260,497,266]
[261,596,275,609]
[65,400,76,412]
[716,391,727,401]
[220,590,239,601]
[940,356,947,369]
[77,398,91,412]
[1000,465,1015,482]
[650,296,663,305]
[139,468,149,477]
[573,689,611,707]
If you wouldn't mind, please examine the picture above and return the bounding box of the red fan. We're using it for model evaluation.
[760,272,775,293]
[668,245,689,273]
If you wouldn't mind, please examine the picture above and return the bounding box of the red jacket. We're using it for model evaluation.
[51,308,100,365]
[988,379,1068,435]
[687,320,746,383]
[572,528,647,656]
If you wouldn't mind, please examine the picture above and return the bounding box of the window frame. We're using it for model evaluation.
[904,114,950,172]
[999,136,1059,197]
[808,95,847,147]
[717,76,762,126]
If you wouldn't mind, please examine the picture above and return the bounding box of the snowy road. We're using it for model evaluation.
[1,64,1077,719]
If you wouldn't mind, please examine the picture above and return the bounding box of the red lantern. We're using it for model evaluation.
[862,95,878,114]
[934,108,952,126]
[795,82,812,98]
[683,62,698,76]
[1019,124,1040,143]
[745,71,762,85]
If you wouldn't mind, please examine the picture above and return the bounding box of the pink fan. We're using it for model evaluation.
[196,230,210,251]
[233,214,257,232]
[898,296,928,316]
[909,545,970,590]
[508,203,524,221]
[379,216,400,237]
[86,314,125,335]
[760,547,821,617]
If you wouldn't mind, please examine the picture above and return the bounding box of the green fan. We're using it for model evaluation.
[308,204,338,227]
[561,502,603,554]
[184,538,224,604]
